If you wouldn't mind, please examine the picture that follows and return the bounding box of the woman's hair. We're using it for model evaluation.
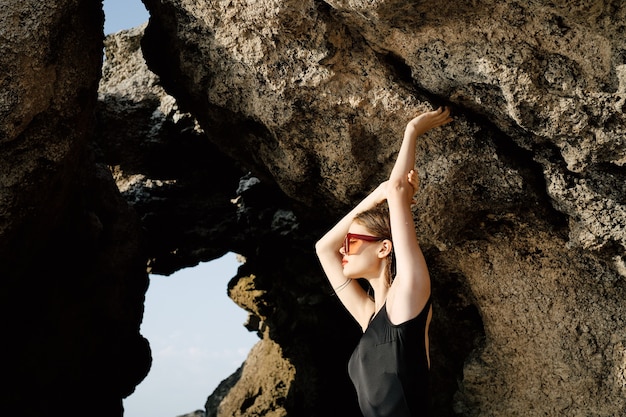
[354,202,391,239]
[354,202,396,286]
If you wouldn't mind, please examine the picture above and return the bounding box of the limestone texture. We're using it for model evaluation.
[1,1,625,417]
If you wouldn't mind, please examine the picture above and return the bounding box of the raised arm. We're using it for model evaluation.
[389,107,452,186]
[386,107,452,323]
[315,106,452,329]
[315,182,388,329]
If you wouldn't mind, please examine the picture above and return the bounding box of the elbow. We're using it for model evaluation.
[388,177,405,190]
[386,177,413,204]
[314,239,323,254]
[314,239,328,256]
[388,177,410,196]
[316,237,339,258]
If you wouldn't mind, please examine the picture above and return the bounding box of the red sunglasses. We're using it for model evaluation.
[343,233,384,255]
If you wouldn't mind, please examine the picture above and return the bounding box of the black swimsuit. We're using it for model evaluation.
[348,298,432,417]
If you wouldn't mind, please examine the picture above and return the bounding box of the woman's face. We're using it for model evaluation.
[340,223,383,278]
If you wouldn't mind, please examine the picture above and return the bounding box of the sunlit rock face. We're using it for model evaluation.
[136,1,625,415]
[2,0,625,416]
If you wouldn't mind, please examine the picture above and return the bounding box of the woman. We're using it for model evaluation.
[315,107,452,417]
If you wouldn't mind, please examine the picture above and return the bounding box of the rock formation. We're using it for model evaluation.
[1,1,624,416]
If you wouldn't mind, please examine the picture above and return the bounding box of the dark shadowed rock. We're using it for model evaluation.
[1,1,624,416]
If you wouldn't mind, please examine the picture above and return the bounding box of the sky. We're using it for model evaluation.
[124,254,257,417]
[102,2,259,417]
[103,0,150,35]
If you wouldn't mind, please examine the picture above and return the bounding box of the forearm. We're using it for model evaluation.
[389,125,418,186]
[316,182,387,252]
[389,107,452,195]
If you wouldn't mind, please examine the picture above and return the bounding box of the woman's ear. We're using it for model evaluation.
[378,239,393,258]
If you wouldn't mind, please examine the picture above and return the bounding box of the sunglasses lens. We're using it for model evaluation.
[345,237,362,255]
[344,234,383,255]
[343,236,351,254]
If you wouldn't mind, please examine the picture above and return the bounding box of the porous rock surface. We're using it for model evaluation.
[1,1,625,416]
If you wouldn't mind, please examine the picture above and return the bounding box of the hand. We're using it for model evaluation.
[406,106,453,136]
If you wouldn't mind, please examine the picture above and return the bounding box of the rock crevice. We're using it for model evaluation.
[1,1,624,416]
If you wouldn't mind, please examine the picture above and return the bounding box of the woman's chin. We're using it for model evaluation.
[342,269,358,279]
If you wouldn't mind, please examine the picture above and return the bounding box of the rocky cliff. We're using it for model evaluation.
[1,1,625,416]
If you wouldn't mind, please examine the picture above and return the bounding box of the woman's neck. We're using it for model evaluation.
[369,277,390,312]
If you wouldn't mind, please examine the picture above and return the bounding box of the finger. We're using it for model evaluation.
[437,107,451,119]
[435,109,453,125]
[407,171,420,192]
